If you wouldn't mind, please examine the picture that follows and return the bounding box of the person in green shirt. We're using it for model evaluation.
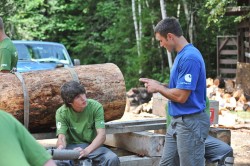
[56,81,120,166]
[0,110,56,166]
[0,17,18,73]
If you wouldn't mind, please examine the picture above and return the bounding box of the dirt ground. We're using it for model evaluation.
[120,111,250,166]
[231,128,250,166]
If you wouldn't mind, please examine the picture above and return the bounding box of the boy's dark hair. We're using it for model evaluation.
[154,17,183,38]
[60,81,86,107]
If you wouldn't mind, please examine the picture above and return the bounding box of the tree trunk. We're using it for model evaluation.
[0,63,126,133]
[160,0,173,69]
[132,0,141,58]
[182,0,194,43]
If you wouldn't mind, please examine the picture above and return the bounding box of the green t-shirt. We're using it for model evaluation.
[0,38,18,71]
[56,99,105,144]
[0,110,52,166]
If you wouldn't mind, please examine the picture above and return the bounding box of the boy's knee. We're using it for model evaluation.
[101,151,120,166]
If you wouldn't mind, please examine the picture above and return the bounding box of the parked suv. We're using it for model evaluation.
[13,40,80,72]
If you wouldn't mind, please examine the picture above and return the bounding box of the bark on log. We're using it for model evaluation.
[0,63,126,133]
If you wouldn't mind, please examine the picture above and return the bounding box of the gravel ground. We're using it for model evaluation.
[231,128,250,166]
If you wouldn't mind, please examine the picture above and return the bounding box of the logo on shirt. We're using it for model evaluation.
[1,64,7,67]
[57,122,61,129]
[184,74,192,83]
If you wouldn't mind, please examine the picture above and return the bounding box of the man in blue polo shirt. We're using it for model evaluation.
[139,17,210,166]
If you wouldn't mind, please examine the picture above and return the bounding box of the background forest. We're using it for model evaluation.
[0,0,244,90]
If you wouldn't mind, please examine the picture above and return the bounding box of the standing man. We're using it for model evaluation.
[56,81,120,166]
[139,17,210,165]
[0,110,56,166]
[0,17,18,73]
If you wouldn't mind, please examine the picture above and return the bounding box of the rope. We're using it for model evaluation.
[14,72,30,129]
[64,66,80,83]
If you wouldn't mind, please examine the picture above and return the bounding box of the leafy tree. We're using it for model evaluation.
[2,0,242,89]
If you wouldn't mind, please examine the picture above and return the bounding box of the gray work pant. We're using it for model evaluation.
[159,111,210,166]
[55,143,120,166]
[169,135,233,166]
[66,143,120,166]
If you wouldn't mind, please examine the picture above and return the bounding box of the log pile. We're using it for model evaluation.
[126,87,153,114]
[207,77,250,112]
[0,63,126,133]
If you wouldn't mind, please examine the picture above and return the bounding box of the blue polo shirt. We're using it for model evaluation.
[168,44,206,117]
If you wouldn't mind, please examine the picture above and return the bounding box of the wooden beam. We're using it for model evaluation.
[220,50,238,55]
[219,68,237,74]
[219,59,237,64]
[32,132,56,140]
[209,128,231,145]
[105,131,165,157]
[225,6,250,16]
[244,41,249,48]
[105,118,166,134]
[120,155,160,166]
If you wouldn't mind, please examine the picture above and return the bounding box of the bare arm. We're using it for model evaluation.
[77,128,106,159]
[56,134,67,149]
[139,78,191,103]
[43,159,56,166]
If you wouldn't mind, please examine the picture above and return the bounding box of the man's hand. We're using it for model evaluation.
[74,147,90,159]
[139,78,162,93]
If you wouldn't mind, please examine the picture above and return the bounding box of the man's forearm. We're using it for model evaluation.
[157,85,190,104]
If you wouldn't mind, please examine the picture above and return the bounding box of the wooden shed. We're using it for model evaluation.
[219,0,250,96]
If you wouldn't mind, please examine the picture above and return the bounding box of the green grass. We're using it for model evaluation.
[230,111,250,120]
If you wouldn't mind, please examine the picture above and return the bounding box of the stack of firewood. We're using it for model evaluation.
[207,77,250,113]
[126,87,153,114]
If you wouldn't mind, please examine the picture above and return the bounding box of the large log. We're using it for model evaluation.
[0,63,126,133]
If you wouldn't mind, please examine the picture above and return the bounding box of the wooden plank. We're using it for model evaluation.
[105,118,166,134]
[219,59,237,64]
[37,138,57,148]
[218,37,229,51]
[225,6,250,16]
[105,131,165,157]
[209,128,231,145]
[120,155,160,166]
[106,118,166,126]
[32,132,56,139]
[244,41,249,48]
[152,93,168,117]
[244,31,250,38]
[219,68,237,74]
[220,50,238,55]
[224,40,237,46]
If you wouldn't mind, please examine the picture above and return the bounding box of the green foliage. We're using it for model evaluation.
[205,0,237,27]
[2,0,245,90]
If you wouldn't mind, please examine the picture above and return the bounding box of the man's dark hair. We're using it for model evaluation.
[154,17,183,38]
[60,81,86,107]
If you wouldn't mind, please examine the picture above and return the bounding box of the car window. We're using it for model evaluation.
[15,44,31,60]
[15,43,70,64]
